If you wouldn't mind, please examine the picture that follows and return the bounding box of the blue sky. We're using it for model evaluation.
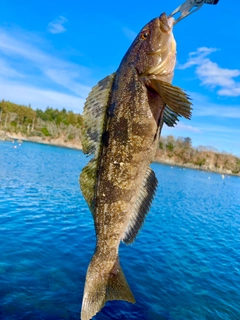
[1,0,240,155]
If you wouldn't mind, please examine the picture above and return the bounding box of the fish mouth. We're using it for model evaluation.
[146,13,175,57]
[159,13,175,33]
[142,14,176,77]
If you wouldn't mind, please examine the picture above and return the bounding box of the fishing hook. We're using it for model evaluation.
[169,0,219,24]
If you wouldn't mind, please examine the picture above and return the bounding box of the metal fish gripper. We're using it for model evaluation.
[169,0,220,24]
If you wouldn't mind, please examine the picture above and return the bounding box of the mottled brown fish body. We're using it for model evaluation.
[81,65,164,320]
[96,69,164,243]
[80,13,192,320]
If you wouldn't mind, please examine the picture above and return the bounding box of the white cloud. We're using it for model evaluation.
[0,28,90,86]
[122,27,137,41]
[188,91,240,118]
[161,87,240,155]
[164,122,240,139]
[0,27,92,112]
[178,47,240,97]
[0,78,85,112]
[197,60,240,88]
[162,119,240,156]
[178,47,218,70]
[44,68,90,97]
[0,58,24,78]
[218,86,240,97]
[48,16,67,34]
[197,124,240,136]
[169,122,201,133]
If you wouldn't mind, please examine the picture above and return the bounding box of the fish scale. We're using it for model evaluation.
[80,13,192,320]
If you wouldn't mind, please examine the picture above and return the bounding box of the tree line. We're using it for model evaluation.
[1,99,239,175]
[0,100,83,140]
[157,135,240,175]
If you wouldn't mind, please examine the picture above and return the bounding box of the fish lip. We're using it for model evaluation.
[167,16,175,29]
[141,14,176,77]
[146,15,174,57]
[159,13,175,31]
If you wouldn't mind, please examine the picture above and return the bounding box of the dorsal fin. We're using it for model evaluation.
[149,79,192,125]
[122,168,158,245]
[81,73,115,156]
[80,73,115,216]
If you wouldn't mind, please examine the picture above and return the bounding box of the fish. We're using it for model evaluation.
[80,12,192,320]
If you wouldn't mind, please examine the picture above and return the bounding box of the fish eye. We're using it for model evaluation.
[141,31,149,40]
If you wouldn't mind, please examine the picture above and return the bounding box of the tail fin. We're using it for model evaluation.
[81,256,135,320]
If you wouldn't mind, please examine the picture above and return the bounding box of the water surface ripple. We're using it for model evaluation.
[0,141,239,319]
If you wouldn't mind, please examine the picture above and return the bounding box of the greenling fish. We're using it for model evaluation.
[80,13,192,320]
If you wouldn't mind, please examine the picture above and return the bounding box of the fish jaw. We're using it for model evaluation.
[130,13,176,83]
[144,15,176,81]
[119,12,177,83]
[159,12,175,31]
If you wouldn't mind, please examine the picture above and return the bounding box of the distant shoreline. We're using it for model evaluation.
[1,130,239,177]
[154,157,238,177]
[0,131,82,150]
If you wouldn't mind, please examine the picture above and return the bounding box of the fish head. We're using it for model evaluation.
[126,13,176,83]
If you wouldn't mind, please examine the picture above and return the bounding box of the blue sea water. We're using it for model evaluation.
[0,141,239,320]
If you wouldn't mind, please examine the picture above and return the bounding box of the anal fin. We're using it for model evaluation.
[79,158,98,216]
[123,168,158,244]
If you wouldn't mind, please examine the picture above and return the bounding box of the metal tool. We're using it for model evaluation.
[169,0,219,25]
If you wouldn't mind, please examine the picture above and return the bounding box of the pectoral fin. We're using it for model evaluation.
[163,105,179,127]
[149,79,192,126]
